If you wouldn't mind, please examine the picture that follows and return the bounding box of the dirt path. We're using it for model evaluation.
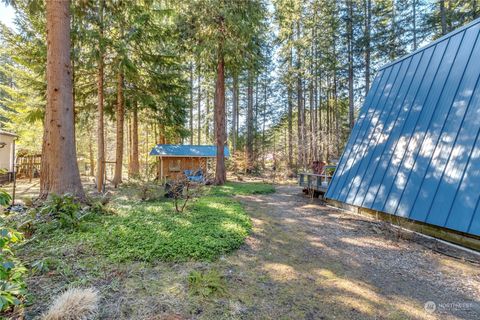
[225,185,480,320]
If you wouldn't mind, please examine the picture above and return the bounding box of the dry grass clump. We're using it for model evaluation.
[42,287,99,320]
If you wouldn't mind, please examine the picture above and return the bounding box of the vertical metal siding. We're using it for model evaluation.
[340,62,408,203]
[364,43,444,211]
[352,50,428,208]
[328,68,390,197]
[337,65,400,202]
[325,19,480,237]
[347,58,416,202]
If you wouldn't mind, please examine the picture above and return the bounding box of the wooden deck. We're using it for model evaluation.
[298,166,336,197]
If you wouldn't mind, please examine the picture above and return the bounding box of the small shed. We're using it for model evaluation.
[149,144,230,180]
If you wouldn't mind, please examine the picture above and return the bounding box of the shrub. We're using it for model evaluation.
[0,191,26,314]
[188,269,227,298]
[138,181,163,201]
[166,178,207,213]
[38,194,82,229]
[18,219,35,238]
[0,190,11,207]
[88,200,112,216]
[31,259,50,274]
[0,226,27,312]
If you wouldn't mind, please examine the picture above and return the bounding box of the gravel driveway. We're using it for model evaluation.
[230,185,480,320]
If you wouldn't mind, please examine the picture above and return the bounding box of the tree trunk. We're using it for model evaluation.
[287,86,293,169]
[231,75,238,153]
[96,0,105,192]
[262,79,267,169]
[333,62,340,157]
[297,74,304,170]
[296,22,304,170]
[308,79,317,161]
[412,0,417,50]
[440,0,447,35]
[214,50,226,185]
[189,62,194,144]
[130,100,140,177]
[236,91,239,143]
[326,77,331,161]
[40,0,84,198]
[112,68,124,186]
[89,133,94,176]
[145,123,149,176]
[287,45,293,170]
[347,0,354,129]
[197,71,202,145]
[71,9,76,129]
[155,123,160,179]
[246,71,254,173]
[206,88,210,143]
[364,0,371,96]
[317,76,322,160]
[312,27,318,161]
[127,114,131,174]
[302,81,307,164]
[254,77,259,134]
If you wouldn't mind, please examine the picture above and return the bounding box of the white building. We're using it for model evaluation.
[0,131,16,173]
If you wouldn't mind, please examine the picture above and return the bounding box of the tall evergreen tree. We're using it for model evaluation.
[41,0,84,198]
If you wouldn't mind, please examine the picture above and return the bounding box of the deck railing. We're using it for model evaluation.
[298,165,336,193]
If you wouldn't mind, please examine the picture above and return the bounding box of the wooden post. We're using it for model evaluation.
[12,165,16,206]
[160,156,163,182]
[11,139,16,205]
[29,156,33,182]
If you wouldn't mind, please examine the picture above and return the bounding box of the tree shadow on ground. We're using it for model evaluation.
[228,186,480,320]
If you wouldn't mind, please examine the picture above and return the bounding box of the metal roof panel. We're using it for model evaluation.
[149,144,230,158]
[326,18,480,237]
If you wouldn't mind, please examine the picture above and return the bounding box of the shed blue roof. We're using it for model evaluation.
[149,144,230,158]
[326,18,480,237]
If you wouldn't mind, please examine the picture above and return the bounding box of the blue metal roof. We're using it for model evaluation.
[149,144,230,157]
[326,18,480,237]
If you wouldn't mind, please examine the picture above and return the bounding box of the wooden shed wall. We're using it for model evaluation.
[159,157,208,180]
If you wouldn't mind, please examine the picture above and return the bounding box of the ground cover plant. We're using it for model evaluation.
[12,181,273,317]
[25,195,251,263]
[0,190,27,316]
[188,269,227,298]
[19,182,274,265]
[208,181,276,197]
[0,225,27,313]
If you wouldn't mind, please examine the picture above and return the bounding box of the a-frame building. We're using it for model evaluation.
[326,18,480,241]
